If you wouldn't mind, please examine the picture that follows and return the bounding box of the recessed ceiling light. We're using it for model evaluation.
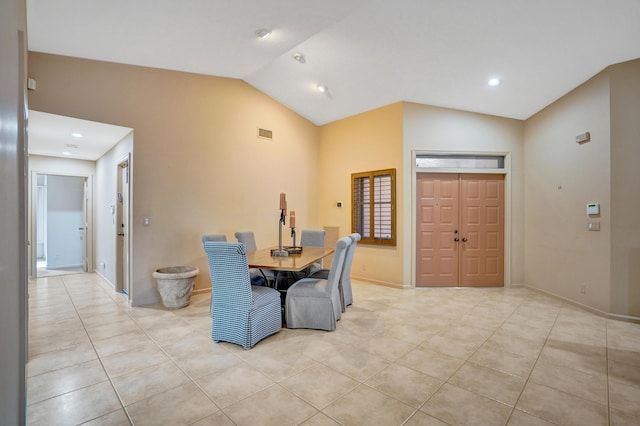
[292,52,306,64]
[71,132,84,138]
[317,85,328,93]
[62,151,72,156]
[488,78,502,87]
[255,29,272,39]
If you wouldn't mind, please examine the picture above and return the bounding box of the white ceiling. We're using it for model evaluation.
[28,111,132,161]
[26,0,640,157]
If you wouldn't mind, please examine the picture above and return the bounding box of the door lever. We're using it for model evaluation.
[117,232,125,237]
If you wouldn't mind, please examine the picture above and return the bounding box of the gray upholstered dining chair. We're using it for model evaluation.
[202,241,281,349]
[300,229,326,247]
[285,236,351,331]
[311,233,360,312]
[234,231,274,286]
[300,229,326,275]
[202,234,227,243]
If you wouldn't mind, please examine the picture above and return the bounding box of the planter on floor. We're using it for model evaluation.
[152,266,199,309]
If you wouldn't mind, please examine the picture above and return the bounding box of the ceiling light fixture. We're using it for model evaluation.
[488,78,502,87]
[71,132,84,138]
[255,29,272,39]
[292,52,306,64]
[317,84,328,93]
[62,151,72,156]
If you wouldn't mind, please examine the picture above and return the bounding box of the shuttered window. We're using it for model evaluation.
[352,168,396,246]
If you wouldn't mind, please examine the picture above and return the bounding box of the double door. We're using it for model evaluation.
[416,173,504,287]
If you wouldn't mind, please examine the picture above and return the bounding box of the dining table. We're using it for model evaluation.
[247,246,334,289]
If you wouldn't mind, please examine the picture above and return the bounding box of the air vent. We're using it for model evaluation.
[258,128,273,140]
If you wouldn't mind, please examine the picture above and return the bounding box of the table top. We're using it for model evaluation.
[247,246,334,272]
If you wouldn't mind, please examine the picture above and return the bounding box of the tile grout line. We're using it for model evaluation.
[410,289,524,425]
[500,293,563,425]
[119,297,241,425]
[61,275,135,426]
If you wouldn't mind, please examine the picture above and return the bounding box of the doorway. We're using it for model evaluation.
[33,173,90,278]
[416,173,504,287]
[116,155,131,295]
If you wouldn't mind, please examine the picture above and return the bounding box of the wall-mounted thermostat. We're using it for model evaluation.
[576,132,591,144]
[586,203,600,215]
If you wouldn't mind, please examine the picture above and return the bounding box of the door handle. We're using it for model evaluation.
[454,237,459,242]
[117,232,125,236]
[78,227,86,231]
[462,237,467,242]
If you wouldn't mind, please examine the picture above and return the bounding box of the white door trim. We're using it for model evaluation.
[115,153,132,301]
[29,171,93,278]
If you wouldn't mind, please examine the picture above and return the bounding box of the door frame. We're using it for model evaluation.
[115,153,132,299]
[411,150,512,288]
[29,171,93,278]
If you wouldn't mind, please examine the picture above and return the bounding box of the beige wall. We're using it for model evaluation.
[28,52,320,306]
[403,102,525,287]
[26,51,640,317]
[318,103,404,287]
[94,133,133,287]
[609,59,640,317]
[524,70,612,313]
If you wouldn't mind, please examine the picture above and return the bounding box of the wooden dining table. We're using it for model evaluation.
[247,246,334,290]
[247,246,334,272]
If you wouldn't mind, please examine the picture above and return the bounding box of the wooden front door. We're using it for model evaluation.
[416,174,459,286]
[416,173,504,287]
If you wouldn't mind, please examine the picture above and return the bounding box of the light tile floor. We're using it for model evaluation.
[27,273,640,425]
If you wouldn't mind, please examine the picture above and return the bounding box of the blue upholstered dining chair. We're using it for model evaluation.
[311,233,361,312]
[285,236,351,331]
[202,241,281,349]
[201,234,227,312]
[234,231,274,286]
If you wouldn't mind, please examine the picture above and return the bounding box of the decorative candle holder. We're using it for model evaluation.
[285,227,303,254]
[271,208,289,257]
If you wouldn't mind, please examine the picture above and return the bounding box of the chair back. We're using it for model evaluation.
[325,236,351,295]
[234,231,257,253]
[203,241,253,310]
[343,233,361,282]
[300,229,326,247]
[201,234,227,243]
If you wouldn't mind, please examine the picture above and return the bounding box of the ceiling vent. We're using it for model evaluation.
[258,127,273,140]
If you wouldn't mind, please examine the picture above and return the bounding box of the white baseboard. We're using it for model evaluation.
[522,285,640,323]
[351,275,405,289]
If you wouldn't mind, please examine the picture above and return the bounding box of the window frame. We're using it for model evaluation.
[351,168,396,246]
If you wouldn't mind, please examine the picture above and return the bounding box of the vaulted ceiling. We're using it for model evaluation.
[27,0,640,129]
